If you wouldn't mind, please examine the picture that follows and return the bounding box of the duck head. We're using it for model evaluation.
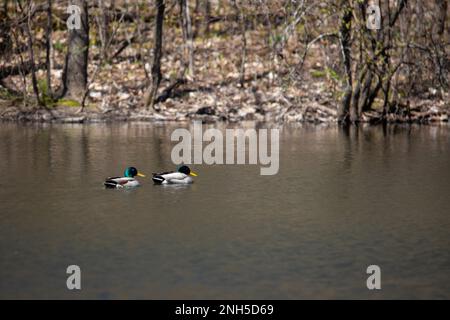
[177,165,197,177]
[124,167,146,178]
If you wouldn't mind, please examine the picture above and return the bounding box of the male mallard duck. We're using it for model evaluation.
[104,167,146,189]
[152,165,197,185]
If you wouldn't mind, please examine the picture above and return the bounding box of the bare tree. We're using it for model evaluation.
[179,0,194,77]
[45,0,53,98]
[203,0,211,35]
[337,0,352,122]
[20,1,42,105]
[96,0,111,60]
[0,0,12,59]
[336,0,409,123]
[61,0,89,104]
[232,0,247,88]
[143,0,165,111]
[435,0,448,37]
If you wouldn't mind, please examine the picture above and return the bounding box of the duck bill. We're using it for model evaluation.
[137,173,146,177]
[189,172,198,177]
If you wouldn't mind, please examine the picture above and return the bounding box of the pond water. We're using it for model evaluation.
[0,122,449,299]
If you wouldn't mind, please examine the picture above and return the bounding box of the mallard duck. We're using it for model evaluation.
[152,165,197,185]
[104,167,146,188]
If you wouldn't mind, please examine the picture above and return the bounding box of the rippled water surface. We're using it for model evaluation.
[0,122,449,299]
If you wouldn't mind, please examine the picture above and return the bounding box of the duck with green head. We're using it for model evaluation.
[152,165,197,185]
[104,167,146,188]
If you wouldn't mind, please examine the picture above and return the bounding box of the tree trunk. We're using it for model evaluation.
[97,0,110,60]
[350,68,367,122]
[358,71,374,114]
[143,0,165,111]
[23,1,41,106]
[179,0,194,77]
[0,0,12,58]
[45,0,53,98]
[62,0,89,104]
[434,0,448,37]
[203,0,211,36]
[337,1,352,122]
[232,0,246,88]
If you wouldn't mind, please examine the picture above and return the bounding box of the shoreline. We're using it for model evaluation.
[1,103,448,124]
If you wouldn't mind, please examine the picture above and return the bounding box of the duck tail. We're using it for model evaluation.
[104,179,118,188]
[151,174,165,185]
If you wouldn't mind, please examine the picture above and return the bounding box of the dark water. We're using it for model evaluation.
[0,122,449,299]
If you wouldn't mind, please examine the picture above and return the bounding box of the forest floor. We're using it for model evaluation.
[1,6,449,124]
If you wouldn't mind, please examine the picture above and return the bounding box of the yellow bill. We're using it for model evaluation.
[189,171,198,177]
[137,172,146,177]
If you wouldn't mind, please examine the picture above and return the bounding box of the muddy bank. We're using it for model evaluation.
[1,99,448,124]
